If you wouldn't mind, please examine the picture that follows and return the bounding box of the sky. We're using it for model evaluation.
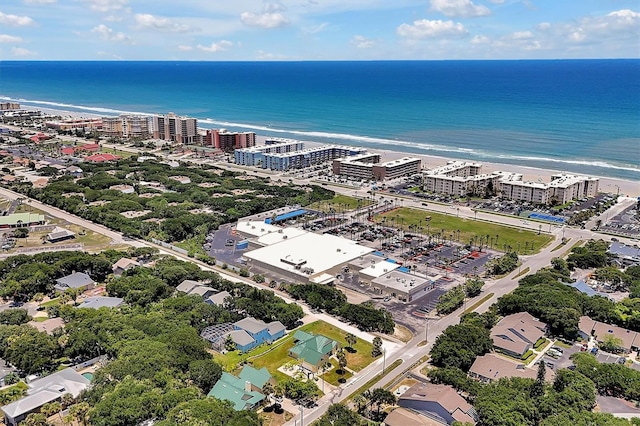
[0,0,639,60]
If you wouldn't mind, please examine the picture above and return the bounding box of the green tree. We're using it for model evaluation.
[315,403,364,426]
[530,360,546,398]
[187,359,222,392]
[224,334,236,352]
[371,336,383,357]
[345,332,357,350]
[599,334,624,353]
[464,277,485,298]
[69,402,90,426]
[23,413,48,426]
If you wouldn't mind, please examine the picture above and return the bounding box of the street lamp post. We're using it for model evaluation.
[382,348,386,373]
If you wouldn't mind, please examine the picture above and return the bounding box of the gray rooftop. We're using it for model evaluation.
[175,280,201,293]
[77,296,123,309]
[229,329,255,347]
[188,286,216,297]
[55,272,94,289]
[208,290,231,306]
[234,317,269,334]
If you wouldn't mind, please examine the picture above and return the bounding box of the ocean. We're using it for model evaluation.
[0,60,639,181]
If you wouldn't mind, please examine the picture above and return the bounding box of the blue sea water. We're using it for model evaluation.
[0,60,639,181]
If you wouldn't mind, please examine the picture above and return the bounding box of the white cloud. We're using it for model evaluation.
[0,11,34,26]
[83,0,128,13]
[12,47,36,56]
[487,0,504,3]
[91,24,131,43]
[256,49,287,60]
[0,35,23,43]
[511,30,533,40]
[397,19,468,39]
[177,45,193,51]
[263,2,286,13]
[471,34,490,44]
[197,40,233,53]
[241,12,289,28]
[302,22,329,35]
[430,0,490,18]
[351,35,375,48]
[134,14,191,33]
[24,0,56,4]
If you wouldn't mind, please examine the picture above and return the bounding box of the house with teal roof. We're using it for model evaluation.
[288,330,340,373]
[207,366,274,411]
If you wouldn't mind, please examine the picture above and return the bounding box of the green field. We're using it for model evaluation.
[375,207,553,253]
[308,194,373,213]
[215,320,375,383]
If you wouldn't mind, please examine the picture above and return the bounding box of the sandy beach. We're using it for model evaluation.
[23,107,640,198]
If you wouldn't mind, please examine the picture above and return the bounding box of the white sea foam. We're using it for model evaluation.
[3,96,638,176]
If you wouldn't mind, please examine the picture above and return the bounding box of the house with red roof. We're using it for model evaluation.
[85,153,121,163]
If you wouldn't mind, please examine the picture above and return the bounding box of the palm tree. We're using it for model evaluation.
[69,402,90,426]
[353,393,367,415]
[345,332,357,350]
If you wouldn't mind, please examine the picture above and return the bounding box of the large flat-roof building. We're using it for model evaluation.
[333,154,421,181]
[102,115,151,139]
[370,270,435,302]
[242,230,374,283]
[150,113,198,144]
[45,118,102,131]
[205,129,256,151]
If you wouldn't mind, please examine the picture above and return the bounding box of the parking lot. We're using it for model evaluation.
[600,205,640,238]
[537,343,581,370]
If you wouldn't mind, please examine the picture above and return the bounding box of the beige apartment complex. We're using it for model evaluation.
[102,115,151,139]
[150,113,198,144]
[332,154,421,181]
[423,161,599,205]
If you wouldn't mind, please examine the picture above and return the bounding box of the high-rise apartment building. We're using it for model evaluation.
[150,113,198,144]
[204,129,256,151]
[102,115,150,139]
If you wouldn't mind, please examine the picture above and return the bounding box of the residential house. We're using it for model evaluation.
[207,290,231,307]
[169,175,191,184]
[112,257,140,276]
[490,312,547,357]
[54,272,95,293]
[384,407,444,426]
[175,279,202,294]
[108,184,134,194]
[1,368,90,426]
[46,227,76,243]
[230,317,286,353]
[396,383,477,425]
[85,153,121,163]
[469,354,555,384]
[288,330,339,373]
[66,166,83,177]
[207,366,273,411]
[578,316,640,354]
[77,296,124,309]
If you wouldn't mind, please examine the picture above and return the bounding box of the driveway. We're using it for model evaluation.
[597,395,640,417]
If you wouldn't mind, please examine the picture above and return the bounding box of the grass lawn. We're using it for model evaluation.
[175,234,207,258]
[308,194,373,213]
[99,146,135,158]
[534,337,551,351]
[40,298,61,307]
[32,316,49,322]
[215,320,375,383]
[259,409,293,426]
[322,359,353,386]
[375,207,553,253]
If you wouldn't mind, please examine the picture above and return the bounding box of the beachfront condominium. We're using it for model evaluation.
[500,173,600,205]
[424,162,599,205]
[102,115,151,139]
[235,140,368,171]
[204,129,256,152]
[234,139,305,167]
[332,154,422,181]
[0,102,20,111]
[150,113,198,144]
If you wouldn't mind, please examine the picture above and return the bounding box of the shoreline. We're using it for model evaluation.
[18,106,640,197]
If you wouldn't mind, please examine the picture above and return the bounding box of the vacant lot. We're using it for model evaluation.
[375,207,553,253]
